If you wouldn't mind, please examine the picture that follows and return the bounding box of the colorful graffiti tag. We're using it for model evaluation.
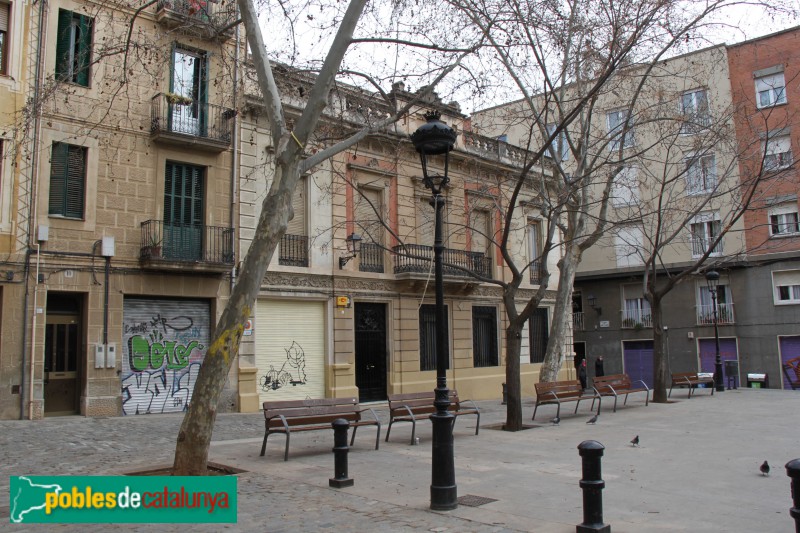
[259,341,307,392]
[121,300,209,415]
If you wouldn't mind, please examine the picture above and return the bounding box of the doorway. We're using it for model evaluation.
[354,302,387,402]
[44,293,84,416]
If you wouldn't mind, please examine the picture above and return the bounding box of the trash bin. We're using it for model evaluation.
[724,360,739,389]
[746,373,769,388]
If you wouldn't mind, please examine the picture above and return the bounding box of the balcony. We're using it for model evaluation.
[529,260,543,284]
[359,243,384,273]
[393,244,492,287]
[690,235,723,257]
[279,234,308,267]
[150,93,235,152]
[155,0,238,40]
[696,303,735,325]
[572,312,584,331]
[621,308,652,329]
[140,220,234,272]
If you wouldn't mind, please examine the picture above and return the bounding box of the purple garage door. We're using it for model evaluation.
[623,340,654,388]
[779,336,800,390]
[698,338,738,382]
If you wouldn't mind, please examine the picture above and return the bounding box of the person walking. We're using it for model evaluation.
[579,359,588,390]
[595,355,605,378]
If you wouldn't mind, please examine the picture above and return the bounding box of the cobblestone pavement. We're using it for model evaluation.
[2,389,799,532]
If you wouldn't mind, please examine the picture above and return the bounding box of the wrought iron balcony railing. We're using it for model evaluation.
[572,312,584,331]
[392,244,492,279]
[359,242,384,273]
[690,235,724,257]
[140,220,234,264]
[696,303,735,325]
[150,93,235,149]
[155,0,238,38]
[529,260,543,284]
[279,234,309,267]
[621,308,653,329]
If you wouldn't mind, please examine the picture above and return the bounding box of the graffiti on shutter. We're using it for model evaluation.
[121,298,210,415]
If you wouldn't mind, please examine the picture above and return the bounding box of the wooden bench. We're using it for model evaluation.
[669,372,715,398]
[385,390,480,445]
[783,357,800,390]
[591,373,650,413]
[532,380,600,421]
[260,397,381,461]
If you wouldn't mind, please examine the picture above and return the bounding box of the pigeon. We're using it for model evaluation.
[550,416,560,425]
[586,415,598,424]
[630,435,639,447]
[760,461,770,476]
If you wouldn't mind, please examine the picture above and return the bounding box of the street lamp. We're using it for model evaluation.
[339,233,363,268]
[705,270,725,392]
[411,110,458,511]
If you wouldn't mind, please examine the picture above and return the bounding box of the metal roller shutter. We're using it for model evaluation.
[255,300,325,402]
[623,340,654,388]
[121,298,210,415]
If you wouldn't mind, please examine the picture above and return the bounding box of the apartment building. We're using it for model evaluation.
[0,0,240,419]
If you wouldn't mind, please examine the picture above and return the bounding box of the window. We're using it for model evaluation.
[769,203,800,236]
[163,162,204,261]
[528,219,542,283]
[697,281,733,324]
[49,142,86,219]
[546,123,569,161]
[774,270,800,305]
[681,89,710,133]
[690,214,722,257]
[417,196,448,247]
[472,306,498,367]
[279,177,308,266]
[685,153,716,194]
[764,134,793,170]
[610,166,639,206]
[622,297,651,328]
[55,9,92,86]
[170,46,208,136]
[419,304,449,371]
[755,71,786,108]
[0,2,9,76]
[607,109,635,151]
[355,186,384,273]
[529,307,548,364]
[614,226,644,267]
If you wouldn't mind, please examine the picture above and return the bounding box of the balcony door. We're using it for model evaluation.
[170,46,207,136]
[164,162,204,261]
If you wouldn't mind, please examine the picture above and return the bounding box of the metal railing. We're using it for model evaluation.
[529,260,543,284]
[690,235,724,256]
[140,220,234,264]
[572,312,585,331]
[392,244,492,279]
[621,308,653,329]
[279,234,308,267]
[359,242,384,273]
[150,93,235,144]
[696,303,735,325]
[156,0,237,27]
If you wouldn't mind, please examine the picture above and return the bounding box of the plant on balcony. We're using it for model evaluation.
[164,92,193,106]
[145,233,163,259]
[633,322,644,331]
[621,318,636,328]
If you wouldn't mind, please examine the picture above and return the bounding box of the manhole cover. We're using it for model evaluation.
[457,494,498,507]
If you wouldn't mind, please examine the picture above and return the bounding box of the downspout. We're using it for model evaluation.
[229,13,240,293]
[29,244,42,419]
[20,0,48,419]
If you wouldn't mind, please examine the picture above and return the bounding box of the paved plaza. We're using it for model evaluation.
[1,388,798,532]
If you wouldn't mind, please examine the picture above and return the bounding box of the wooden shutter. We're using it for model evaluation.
[286,177,306,236]
[65,145,85,218]
[417,197,434,247]
[49,143,68,215]
[75,14,92,86]
[355,187,382,244]
[0,3,8,32]
[55,10,72,80]
[470,208,490,255]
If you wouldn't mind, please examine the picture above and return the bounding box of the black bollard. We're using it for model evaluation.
[329,418,354,488]
[577,440,611,533]
[502,382,507,405]
[787,459,800,533]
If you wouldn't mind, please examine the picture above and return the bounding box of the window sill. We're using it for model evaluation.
[775,300,800,306]
[757,101,788,111]
[769,232,800,239]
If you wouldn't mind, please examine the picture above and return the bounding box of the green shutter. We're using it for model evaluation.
[55,10,72,80]
[49,143,68,215]
[65,146,86,218]
[75,14,92,87]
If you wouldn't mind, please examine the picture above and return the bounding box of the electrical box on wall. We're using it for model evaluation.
[687,331,694,339]
[95,344,106,368]
[106,343,117,368]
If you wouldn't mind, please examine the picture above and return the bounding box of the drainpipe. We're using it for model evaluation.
[29,244,42,420]
[20,0,48,420]
[229,12,240,293]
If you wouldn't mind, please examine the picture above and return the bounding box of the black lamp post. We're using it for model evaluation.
[705,270,725,392]
[411,110,458,511]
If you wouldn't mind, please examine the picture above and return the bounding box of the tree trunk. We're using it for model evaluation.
[173,163,298,475]
[539,246,580,382]
[503,320,524,430]
[650,295,669,402]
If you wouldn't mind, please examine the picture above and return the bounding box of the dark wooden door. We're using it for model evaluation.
[354,303,387,402]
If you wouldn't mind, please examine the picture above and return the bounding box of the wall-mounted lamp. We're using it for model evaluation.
[587,294,602,315]
[338,233,363,269]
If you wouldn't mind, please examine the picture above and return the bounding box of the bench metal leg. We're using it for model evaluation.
[613,395,618,413]
[645,390,650,406]
[350,426,357,447]
[374,423,381,450]
[573,400,581,414]
[260,431,270,457]
[668,384,673,398]
[385,420,394,442]
[283,432,290,461]
[532,403,539,421]
[409,418,417,445]
[474,411,480,435]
